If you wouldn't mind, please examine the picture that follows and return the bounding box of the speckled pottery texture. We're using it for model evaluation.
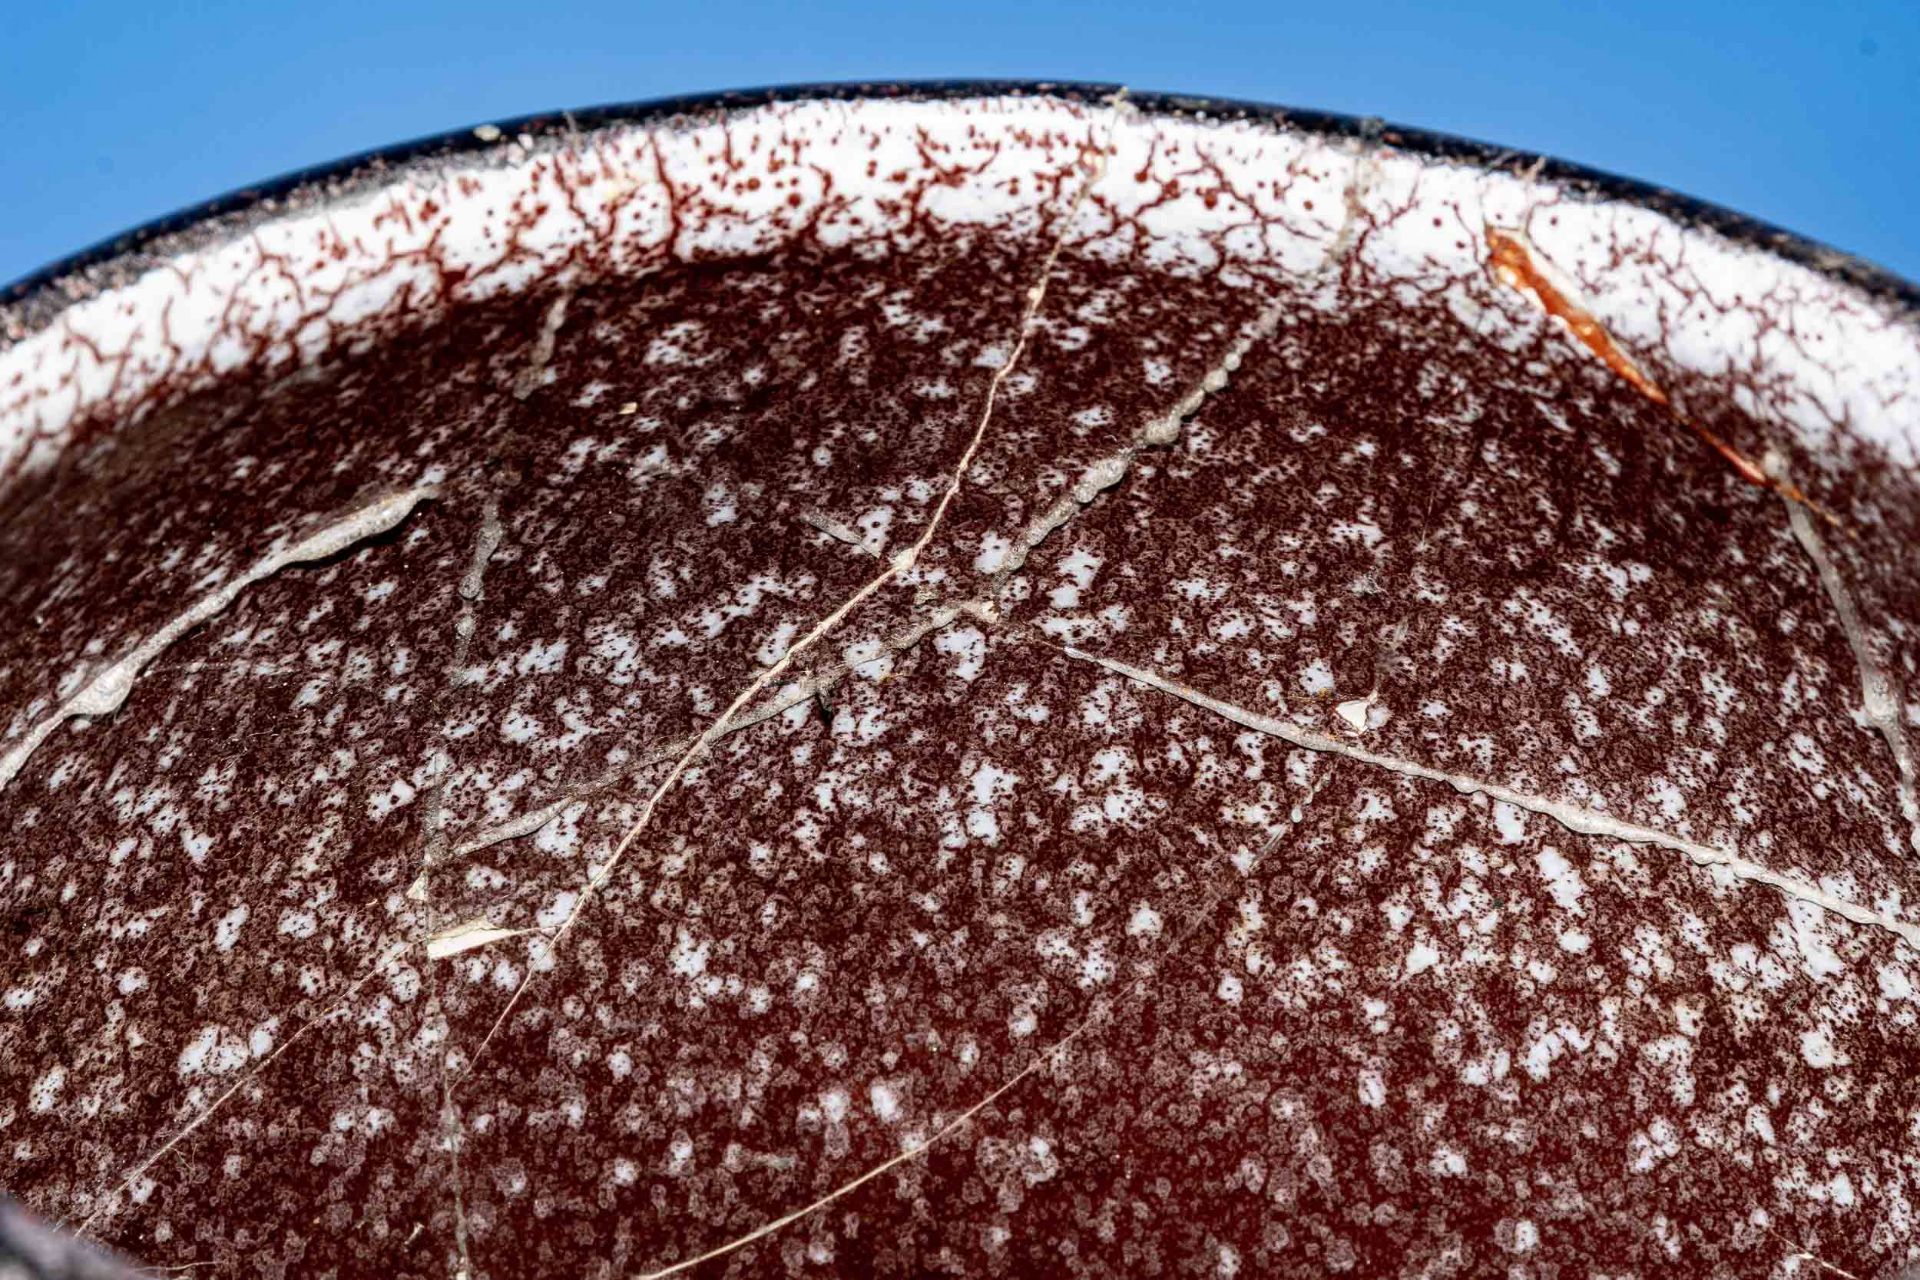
[2,82,1919,1278]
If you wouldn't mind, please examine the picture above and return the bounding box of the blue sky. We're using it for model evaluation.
[3,1,1915,287]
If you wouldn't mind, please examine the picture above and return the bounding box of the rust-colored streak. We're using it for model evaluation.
[1485,227,1669,408]
[1484,226,1838,527]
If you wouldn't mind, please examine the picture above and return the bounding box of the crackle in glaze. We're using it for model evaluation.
[1,88,1918,1278]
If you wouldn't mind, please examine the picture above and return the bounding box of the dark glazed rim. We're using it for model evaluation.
[4,78,1917,328]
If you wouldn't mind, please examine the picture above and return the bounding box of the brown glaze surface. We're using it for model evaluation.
[2,91,1918,1277]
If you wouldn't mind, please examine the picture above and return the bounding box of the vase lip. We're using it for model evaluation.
[4,78,1916,319]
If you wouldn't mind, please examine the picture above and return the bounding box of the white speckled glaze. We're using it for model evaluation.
[2,87,1918,1278]
[4,93,1914,477]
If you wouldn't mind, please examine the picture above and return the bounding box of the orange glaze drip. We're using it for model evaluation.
[1485,227,1669,408]
[1484,226,1837,526]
